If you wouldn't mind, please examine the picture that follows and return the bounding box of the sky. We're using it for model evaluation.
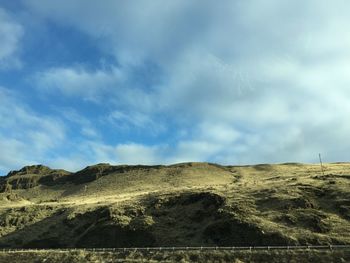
[1,0,350,174]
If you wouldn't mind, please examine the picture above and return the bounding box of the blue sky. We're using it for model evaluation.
[1,0,350,174]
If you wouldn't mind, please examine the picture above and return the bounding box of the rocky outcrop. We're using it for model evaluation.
[0,165,71,192]
[63,163,162,184]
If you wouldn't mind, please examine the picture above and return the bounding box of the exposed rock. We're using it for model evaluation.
[0,165,71,192]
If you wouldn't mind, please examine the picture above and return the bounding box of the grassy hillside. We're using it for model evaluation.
[0,162,350,262]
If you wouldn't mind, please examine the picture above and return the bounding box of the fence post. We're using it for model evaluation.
[319,153,325,176]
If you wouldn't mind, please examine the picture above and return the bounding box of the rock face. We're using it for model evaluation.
[63,163,163,184]
[1,163,204,191]
[7,165,54,177]
[0,165,71,192]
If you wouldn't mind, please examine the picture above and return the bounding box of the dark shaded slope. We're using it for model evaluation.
[0,192,296,248]
[0,165,71,191]
[62,163,164,184]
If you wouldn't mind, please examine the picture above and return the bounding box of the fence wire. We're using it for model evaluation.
[0,245,350,253]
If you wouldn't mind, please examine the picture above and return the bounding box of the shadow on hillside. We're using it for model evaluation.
[0,197,344,249]
[0,191,299,249]
[0,209,68,248]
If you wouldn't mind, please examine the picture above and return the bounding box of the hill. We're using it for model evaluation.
[0,162,350,262]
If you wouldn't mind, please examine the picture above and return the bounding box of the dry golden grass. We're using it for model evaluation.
[0,162,349,262]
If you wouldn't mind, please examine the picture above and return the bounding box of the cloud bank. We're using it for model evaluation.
[1,1,350,173]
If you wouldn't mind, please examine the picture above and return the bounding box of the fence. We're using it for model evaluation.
[1,245,350,253]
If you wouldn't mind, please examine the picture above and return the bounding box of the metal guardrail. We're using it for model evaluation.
[0,245,350,253]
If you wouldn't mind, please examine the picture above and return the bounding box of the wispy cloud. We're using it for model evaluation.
[59,108,100,139]
[0,87,66,173]
[34,66,124,101]
[0,8,23,69]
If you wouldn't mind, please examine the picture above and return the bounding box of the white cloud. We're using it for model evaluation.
[59,108,100,139]
[0,138,32,172]
[24,0,218,65]
[0,87,66,173]
[0,8,23,69]
[81,127,98,138]
[22,0,350,164]
[108,111,151,128]
[34,66,124,101]
[167,122,241,163]
[53,141,164,168]
[113,143,161,165]
[172,141,221,163]
[107,110,165,135]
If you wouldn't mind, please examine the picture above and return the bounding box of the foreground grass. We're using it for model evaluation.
[0,249,349,263]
